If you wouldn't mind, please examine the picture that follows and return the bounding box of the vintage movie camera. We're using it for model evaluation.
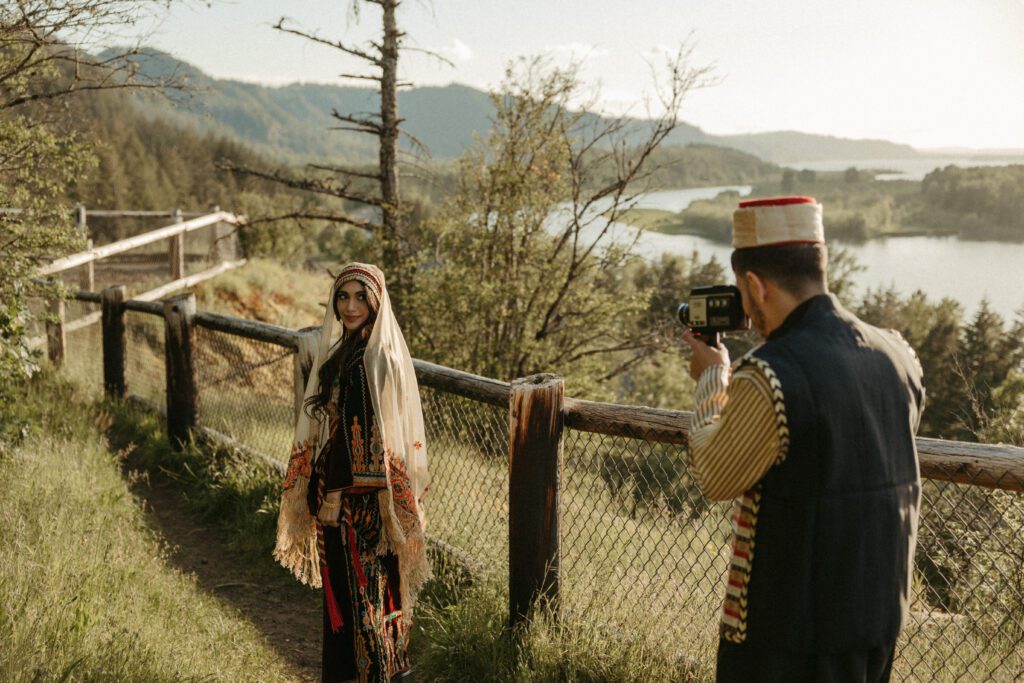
[677,285,750,347]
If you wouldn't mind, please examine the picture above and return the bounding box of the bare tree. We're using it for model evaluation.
[406,51,714,395]
[222,0,443,305]
[0,1,182,112]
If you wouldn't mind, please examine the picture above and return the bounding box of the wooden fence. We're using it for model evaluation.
[29,208,245,356]
[53,286,1024,647]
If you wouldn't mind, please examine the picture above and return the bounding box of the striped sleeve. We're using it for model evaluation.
[688,363,781,501]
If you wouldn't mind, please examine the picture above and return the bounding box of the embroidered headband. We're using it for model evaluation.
[732,196,824,249]
[334,262,384,309]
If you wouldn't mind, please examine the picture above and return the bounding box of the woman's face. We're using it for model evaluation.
[335,280,370,332]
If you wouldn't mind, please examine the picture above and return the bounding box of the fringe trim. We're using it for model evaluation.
[274,475,322,587]
[377,489,431,625]
[321,564,344,632]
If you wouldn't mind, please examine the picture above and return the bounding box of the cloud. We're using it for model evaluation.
[439,38,474,63]
[543,42,610,64]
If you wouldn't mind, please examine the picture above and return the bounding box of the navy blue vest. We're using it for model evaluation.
[739,294,924,652]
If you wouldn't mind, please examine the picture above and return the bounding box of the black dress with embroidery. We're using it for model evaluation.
[313,344,409,683]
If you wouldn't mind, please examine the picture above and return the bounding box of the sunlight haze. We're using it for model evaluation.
[132,0,1024,150]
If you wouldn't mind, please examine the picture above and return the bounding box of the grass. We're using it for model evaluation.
[0,372,295,681]
[419,387,1024,681]
[192,257,330,328]
[38,258,1024,681]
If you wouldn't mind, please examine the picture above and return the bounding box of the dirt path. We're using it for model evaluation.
[123,465,322,682]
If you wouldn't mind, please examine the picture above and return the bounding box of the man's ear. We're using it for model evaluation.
[745,270,768,304]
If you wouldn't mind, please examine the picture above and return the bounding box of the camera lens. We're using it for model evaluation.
[677,303,690,326]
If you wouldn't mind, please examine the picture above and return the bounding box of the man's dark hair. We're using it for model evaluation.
[730,243,828,295]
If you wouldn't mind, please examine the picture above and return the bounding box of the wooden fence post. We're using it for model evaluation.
[76,206,94,291]
[100,285,127,398]
[209,204,225,263]
[76,204,87,237]
[293,327,320,423]
[169,208,185,280]
[80,239,95,291]
[164,292,198,448]
[508,373,564,627]
[45,298,66,367]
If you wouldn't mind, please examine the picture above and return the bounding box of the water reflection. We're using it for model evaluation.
[553,185,1024,319]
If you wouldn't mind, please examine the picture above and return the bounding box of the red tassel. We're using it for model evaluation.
[321,565,344,632]
[347,524,368,588]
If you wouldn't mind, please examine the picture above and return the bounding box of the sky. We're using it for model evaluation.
[119,0,1024,151]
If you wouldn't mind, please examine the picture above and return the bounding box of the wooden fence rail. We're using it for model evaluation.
[29,209,245,352]
[69,288,1024,631]
[38,211,242,276]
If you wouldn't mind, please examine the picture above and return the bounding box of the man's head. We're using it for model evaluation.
[729,197,829,336]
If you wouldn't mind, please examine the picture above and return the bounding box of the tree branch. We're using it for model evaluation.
[273,18,383,66]
[219,160,384,207]
[307,163,382,182]
[244,210,379,232]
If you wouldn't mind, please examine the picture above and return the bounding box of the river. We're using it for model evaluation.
[580,185,1024,320]
[792,156,1024,182]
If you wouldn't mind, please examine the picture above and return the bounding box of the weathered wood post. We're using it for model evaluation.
[164,292,198,448]
[75,204,86,231]
[293,326,321,422]
[209,204,225,263]
[80,240,95,291]
[76,206,94,291]
[100,285,127,398]
[45,298,66,367]
[508,373,564,627]
[169,208,185,280]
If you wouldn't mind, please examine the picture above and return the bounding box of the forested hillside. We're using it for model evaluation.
[114,49,923,166]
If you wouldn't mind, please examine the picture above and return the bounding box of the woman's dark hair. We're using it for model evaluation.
[303,290,378,420]
[730,243,827,295]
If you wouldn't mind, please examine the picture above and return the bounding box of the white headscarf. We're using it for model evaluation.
[275,263,430,621]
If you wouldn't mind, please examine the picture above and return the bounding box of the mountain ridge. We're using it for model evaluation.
[121,49,921,166]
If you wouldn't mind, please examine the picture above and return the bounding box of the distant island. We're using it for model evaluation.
[618,165,1024,243]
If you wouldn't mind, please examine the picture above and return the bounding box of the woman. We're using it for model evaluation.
[275,263,430,683]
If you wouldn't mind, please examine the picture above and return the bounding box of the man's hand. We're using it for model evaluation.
[682,328,730,380]
[317,491,342,527]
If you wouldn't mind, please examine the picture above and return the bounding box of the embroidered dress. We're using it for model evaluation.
[275,263,430,683]
[314,344,411,682]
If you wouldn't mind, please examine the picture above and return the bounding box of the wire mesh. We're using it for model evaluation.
[193,326,294,463]
[61,300,103,390]
[561,429,729,677]
[419,387,509,576]
[125,310,166,412]
[53,300,1024,679]
[559,426,1024,681]
[895,477,1024,681]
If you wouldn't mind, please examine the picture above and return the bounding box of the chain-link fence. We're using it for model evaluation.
[62,299,103,391]
[125,310,167,412]
[420,387,510,576]
[558,426,1024,681]
[53,292,1024,682]
[193,325,294,461]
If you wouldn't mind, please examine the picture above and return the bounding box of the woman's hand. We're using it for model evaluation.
[317,491,342,527]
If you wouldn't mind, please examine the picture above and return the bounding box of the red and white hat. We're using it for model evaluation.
[732,196,824,249]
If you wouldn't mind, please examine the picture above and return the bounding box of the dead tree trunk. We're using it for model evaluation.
[379,0,403,303]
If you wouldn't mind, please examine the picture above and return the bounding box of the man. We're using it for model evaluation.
[683,196,925,682]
